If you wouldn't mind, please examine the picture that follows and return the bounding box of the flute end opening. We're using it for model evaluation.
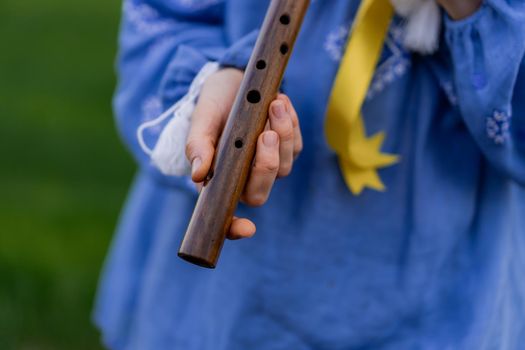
[178,252,217,269]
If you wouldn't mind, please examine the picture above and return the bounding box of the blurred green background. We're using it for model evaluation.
[0,0,134,349]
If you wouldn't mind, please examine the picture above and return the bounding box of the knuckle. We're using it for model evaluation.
[256,158,279,174]
[291,116,299,128]
[294,142,303,155]
[278,164,292,178]
[291,112,300,127]
[186,137,215,160]
[185,139,199,159]
[279,127,294,142]
[245,193,268,207]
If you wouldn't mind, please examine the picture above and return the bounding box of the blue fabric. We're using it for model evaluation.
[94,0,525,349]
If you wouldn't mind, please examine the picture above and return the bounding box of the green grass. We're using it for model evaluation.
[0,0,135,348]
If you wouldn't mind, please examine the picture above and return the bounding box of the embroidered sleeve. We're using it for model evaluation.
[445,0,525,185]
[114,0,256,186]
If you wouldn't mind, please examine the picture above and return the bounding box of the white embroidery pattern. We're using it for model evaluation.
[324,25,350,62]
[123,1,222,34]
[486,110,512,145]
[366,23,411,100]
[323,22,411,100]
[123,1,176,34]
[176,0,222,9]
[440,81,458,106]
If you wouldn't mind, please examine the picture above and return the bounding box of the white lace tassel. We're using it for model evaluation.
[150,100,195,176]
[137,62,220,176]
[390,0,441,55]
[390,0,423,16]
[403,1,441,54]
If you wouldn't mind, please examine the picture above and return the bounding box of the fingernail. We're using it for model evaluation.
[272,102,286,119]
[263,132,278,146]
[191,157,202,177]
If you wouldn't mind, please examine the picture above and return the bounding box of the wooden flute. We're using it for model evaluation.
[178,0,310,268]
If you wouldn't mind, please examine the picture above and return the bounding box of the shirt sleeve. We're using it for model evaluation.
[444,0,525,185]
[114,0,257,187]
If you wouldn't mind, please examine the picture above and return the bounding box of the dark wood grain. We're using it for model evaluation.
[178,0,310,268]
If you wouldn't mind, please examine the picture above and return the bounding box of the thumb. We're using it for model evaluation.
[186,68,243,182]
[185,98,225,182]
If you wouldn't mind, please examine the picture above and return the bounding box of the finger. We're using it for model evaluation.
[227,217,256,240]
[241,131,280,207]
[269,99,295,177]
[279,94,303,159]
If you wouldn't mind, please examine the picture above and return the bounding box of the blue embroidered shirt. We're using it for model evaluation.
[94,1,525,349]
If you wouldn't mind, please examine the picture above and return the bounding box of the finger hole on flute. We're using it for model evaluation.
[279,14,291,25]
[256,60,267,70]
[280,43,289,55]
[247,90,261,104]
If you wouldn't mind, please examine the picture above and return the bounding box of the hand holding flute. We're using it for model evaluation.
[185,69,303,240]
[179,0,310,268]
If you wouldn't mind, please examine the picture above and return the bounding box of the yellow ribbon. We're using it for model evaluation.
[325,0,399,195]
